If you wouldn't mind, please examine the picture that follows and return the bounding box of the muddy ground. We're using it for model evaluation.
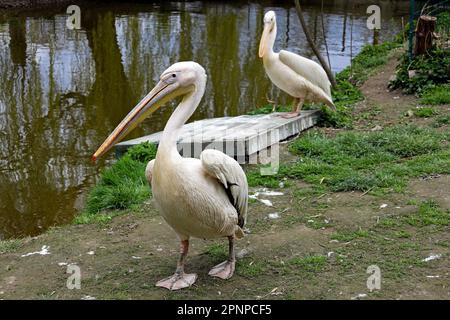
[0,53,449,300]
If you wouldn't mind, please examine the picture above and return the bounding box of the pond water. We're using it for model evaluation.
[0,0,409,239]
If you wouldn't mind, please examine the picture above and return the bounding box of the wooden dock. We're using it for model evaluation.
[115,110,320,163]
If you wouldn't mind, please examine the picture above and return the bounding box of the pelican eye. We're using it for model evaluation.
[172,74,176,78]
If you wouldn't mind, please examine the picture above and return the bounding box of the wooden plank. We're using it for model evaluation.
[115,110,320,161]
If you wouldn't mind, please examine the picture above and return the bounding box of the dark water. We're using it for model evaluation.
[0,1,409,239]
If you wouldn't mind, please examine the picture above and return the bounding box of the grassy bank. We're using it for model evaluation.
[248,125,449,194]
[76,142,157,223]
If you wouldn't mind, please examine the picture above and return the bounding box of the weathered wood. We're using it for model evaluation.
[414,15,437,56]
[115,110,320,163]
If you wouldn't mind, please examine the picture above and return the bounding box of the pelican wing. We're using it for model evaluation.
[200,149,248,228]
[279,50,332,98]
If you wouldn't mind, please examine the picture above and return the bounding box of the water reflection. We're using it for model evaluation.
[0,1,408,239]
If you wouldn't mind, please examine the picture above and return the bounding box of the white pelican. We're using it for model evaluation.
[92,62,248,290]
[259,10,335,118]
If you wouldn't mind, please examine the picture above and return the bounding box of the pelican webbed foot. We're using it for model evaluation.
[208,260,235,279]
[156,272,197,290]
[208,236,236,280]
[280,111,300,119]
[156,239,197,290]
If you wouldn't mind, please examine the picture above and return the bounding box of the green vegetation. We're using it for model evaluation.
[407,199,449,227]
[380,199,449,229]
[322,41,401,128]
[287,255,327,272]
[413,107,437,117]
[390,48,450,94]
[237,259,267,277]
[81,142,157,218]
[0,239,22,254]
[433,115,450,127]
[247,104,291,115]
[390,13,450,95]
[249,125,450,193]
[420,84,450,105]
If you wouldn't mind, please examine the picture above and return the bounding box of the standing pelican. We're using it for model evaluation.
[92,62,248,290]
[259,11,335,118]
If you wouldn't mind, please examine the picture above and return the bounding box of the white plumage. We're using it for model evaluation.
[259,11,335,117]
[93,62,248,290]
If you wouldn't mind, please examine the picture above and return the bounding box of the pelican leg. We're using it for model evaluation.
[156,239,197,290]
[208,236,236,280]
[281,98,303,119]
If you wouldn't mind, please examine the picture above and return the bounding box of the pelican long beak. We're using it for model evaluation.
[259,23,271,58]
[92,80,179,161]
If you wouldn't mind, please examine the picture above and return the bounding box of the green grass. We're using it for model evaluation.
[433,115,450,127]
[406,200,449,227]
[420,84,450,105]
[81,142,157,218]
[250,125,450,193]
[204,243,227,260]
[0,239,22,254]
[237,259,267,277]
[413,107,438,117]
[379,199,449,229]
[247,104,291,115]
[288,255,327,272]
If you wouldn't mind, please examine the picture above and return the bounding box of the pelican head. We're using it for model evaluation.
[92,62,206,161]
[259,10,277,58]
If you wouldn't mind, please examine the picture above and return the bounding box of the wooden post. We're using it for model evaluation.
[414,15,437,55]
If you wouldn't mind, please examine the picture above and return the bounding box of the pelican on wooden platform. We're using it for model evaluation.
[259,11,335,118]
[92,62,248,290]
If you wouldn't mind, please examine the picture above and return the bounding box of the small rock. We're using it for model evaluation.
[268,213,280,219]
[406,110,414,117]
[329,239,339,243]
[81,295,96,300]
[371,125,383,131]
[380,204,388,209]
[408,70,417,78]
[422,254,442,262]
[86,251,95,255]
[259,199,273,207]
[351,293,368,300]
[327,252,335,258]
[236,248,251,259]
